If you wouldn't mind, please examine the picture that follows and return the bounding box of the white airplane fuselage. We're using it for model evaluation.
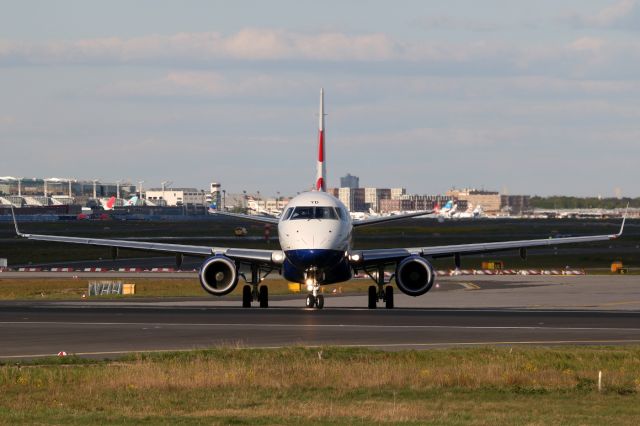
[277,191,353,285]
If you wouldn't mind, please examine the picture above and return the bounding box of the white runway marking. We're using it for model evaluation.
[23,303,640,315]
[2,321,640,331]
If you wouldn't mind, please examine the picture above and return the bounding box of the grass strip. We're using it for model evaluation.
[0,278,376,300]
[1,346,639,424]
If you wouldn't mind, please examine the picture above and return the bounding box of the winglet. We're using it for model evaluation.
[615,203,629,238]
[10,206,24,237]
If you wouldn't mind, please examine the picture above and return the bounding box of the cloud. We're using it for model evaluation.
[337,126,529,150]
[0,115,16,126]
[412,16,502,32]
[95,68,640,107]
[566,0,639,29]
[567,36,606,52]
[0,29,399,65]
[1,28,640,81]
[0,29,546,71]
[99,70,316,100]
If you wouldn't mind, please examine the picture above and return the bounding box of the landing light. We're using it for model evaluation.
[271,251,285,263]
[350,253,361,262]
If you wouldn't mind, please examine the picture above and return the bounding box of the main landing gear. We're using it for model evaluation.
[365,265,394,309]
[367,285,394,309]
[242,264,270,308]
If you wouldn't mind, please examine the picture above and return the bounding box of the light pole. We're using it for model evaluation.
[92,180,98,199]
[138,181,144,199]
[243,190,247,213]
[161,181,172,204]
[222,189,226,211]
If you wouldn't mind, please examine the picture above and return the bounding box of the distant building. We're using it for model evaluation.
[390,188,406,200]
[0,177,135,198]
[378,194,458,213]
[501,195,531,215]
[210,182,222,210]
[402,194,460,211]
[340,173,359,189]
[447,188,501,214]
[380,198,413,213]
[364,188,391,212]
[326,188,339,198]
[146,188,206,206]
[338,187,366,212]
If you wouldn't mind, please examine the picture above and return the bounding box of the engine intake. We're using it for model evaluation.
[395,256,435,297]
[199,256,238,296]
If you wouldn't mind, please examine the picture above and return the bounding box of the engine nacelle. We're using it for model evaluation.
[395,256,435,297]
[199,256,238,296]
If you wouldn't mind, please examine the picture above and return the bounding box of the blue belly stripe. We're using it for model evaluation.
[285,249,345,269]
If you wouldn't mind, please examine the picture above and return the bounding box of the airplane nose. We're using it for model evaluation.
[285,249,344,270]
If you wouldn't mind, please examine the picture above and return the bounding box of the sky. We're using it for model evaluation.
[1,0,639,197]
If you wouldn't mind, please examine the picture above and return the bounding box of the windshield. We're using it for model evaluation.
[283,207,295,220]
[288,206,339,220]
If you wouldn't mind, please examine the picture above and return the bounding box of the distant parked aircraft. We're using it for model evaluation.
[99,196,116,210]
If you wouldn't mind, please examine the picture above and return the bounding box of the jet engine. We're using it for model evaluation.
[395,256,435,296]
[199,256,239,296]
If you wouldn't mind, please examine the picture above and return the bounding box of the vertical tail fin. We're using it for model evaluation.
[315,88,326,191]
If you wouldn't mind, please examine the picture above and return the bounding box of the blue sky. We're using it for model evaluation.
[1,0,639,196]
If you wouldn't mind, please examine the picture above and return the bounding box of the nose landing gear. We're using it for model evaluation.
[304,270,324,309]
[306,293,325,309]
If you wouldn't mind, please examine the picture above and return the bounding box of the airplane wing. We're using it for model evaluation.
[10,208,282,264]
[352,216,626,265]
[211,211,280,225]
[352,211,433,227]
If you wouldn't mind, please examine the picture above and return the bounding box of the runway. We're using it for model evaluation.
[2,302,640,359]
[2,275,640,359]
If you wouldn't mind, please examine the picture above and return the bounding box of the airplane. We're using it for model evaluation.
[124,195,139,207]
[246,197,281,217]
[435,200,455,218]
[100,195,138,210]
[10,89,626,310]
[99,196,116,211]
[452,203,484,219]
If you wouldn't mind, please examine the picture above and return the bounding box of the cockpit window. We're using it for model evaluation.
[315,207,338,219]
[283,207,295,220]
[290,206,314,220]
[288,206,339,220]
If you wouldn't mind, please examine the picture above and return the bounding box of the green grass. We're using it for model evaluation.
[1,346,640,424]
[0,278,378,300]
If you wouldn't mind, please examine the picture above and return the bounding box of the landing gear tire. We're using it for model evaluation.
[306,294,316,308]
[368,285,377,309]
[316,294,324,309]
[259,285,269,308]
[385,286,394,309]
[242,285,251,308]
